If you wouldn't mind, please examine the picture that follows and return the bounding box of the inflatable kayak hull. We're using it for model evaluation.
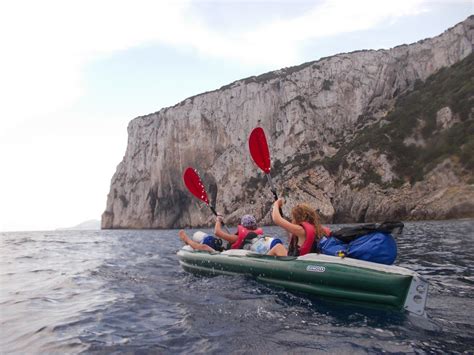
[177,247,428,315]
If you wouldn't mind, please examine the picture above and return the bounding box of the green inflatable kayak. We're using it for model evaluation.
[177,246,428,315]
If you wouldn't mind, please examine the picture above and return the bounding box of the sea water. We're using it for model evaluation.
[1,220,473,353]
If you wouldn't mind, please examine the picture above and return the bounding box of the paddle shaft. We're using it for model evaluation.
[266,174,284,217]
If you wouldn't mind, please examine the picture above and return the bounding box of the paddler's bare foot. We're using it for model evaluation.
[179,230,191,245]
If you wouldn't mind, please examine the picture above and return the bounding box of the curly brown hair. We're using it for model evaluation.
[291,203,324,239]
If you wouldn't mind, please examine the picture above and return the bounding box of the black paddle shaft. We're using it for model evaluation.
[266,174,284,217]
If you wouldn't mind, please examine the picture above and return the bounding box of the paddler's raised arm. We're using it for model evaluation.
[214,215,238,244]
[272,198,305,238]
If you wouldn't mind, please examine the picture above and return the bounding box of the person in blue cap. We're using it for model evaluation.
[178,214,259,252]
[216,213,283,252]
[214,214,263,249]
[178,214,281,252]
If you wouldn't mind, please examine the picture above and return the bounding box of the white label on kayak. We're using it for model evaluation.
[306,265,326,273]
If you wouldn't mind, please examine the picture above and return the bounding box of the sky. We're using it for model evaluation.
[0,0,472,232]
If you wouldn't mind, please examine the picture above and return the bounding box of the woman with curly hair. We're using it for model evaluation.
[267,198,328,257]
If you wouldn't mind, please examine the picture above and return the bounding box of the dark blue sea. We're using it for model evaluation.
[1,220,473,354]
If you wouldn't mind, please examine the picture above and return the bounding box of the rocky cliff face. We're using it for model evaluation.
[102,16,474,229]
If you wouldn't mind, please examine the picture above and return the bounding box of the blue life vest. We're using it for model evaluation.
[319,232,397,265]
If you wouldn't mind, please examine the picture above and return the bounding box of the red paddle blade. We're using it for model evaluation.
[183,167,209,205]
[249,127,271,174]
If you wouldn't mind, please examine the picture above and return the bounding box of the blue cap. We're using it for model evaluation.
[241,214,257,229]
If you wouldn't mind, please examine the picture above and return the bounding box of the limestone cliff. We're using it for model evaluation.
[102,16,474,229]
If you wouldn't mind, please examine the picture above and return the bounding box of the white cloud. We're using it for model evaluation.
[0,0,192,133]
[0,0,428,127]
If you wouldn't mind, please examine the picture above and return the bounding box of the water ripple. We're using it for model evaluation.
[0,221,473,354]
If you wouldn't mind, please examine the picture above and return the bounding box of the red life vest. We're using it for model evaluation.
[298,222,316,256]
[289,223,331,256]
[231,225,264,249]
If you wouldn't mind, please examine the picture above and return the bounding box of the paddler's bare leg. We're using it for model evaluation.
[179,230,215,252]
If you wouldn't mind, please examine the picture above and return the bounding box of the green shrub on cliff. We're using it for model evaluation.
[333,53,473,185]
